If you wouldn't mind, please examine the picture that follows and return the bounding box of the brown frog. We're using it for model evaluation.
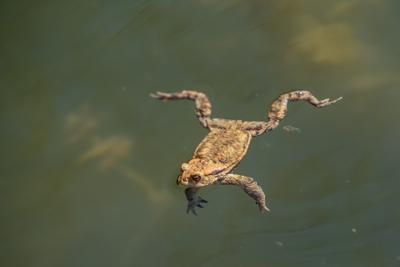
[151,90,342,215]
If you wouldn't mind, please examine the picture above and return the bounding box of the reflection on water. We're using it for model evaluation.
[79,136,133,170]
[1,0,400,266]
[65,106,99,144]
[66,105,170,203]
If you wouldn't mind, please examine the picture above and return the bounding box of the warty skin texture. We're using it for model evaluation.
[151,90,342,215]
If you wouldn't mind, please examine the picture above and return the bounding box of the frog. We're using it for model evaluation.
[150,90,342,215]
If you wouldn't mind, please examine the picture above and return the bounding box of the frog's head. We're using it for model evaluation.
[177,162,209,187]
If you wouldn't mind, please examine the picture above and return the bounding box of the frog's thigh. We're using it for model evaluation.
[240,121,268,136]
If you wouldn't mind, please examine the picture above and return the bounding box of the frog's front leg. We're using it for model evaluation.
[214,174,270,212]
[150,90,212,129]
[185,187,208,215]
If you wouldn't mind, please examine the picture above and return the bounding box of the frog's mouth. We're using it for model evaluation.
[176,175,188,186]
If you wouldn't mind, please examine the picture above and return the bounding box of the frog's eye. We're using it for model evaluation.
[191,174,201,182]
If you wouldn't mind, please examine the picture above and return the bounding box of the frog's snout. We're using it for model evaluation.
[176,175,188,186]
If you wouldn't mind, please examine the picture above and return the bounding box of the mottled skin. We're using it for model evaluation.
[151,90,342,215]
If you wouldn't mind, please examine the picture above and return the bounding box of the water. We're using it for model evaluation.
[1,1,400,266]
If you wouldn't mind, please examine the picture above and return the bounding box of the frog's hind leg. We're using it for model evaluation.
[150,90,212,129]
[214,174,270,212]
[266,90,342,131]
[240,120,269,136]
[242,91,342,136]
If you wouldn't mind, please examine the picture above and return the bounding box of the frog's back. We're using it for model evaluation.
[194,128,251,172]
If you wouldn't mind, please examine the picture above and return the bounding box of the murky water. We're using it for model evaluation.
[1,1,400,266]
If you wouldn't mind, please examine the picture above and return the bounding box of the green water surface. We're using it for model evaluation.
[1,1,400,266]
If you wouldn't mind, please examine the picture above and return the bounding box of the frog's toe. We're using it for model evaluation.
[255,201,270,213]
[186,201,199,215]
[261,205,270,213]
[186,197,208,215]
[187,204,198,215]
[198,196,208,203]
[317,97,343,107]
[150,91,167,99]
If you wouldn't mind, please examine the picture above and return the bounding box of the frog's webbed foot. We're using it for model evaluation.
[187,196,208,215]
[185,187,208,215]
[150,90,213,129]
[215,174,270,212]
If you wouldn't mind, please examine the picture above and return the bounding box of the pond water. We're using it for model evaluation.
[1,1,400,266]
